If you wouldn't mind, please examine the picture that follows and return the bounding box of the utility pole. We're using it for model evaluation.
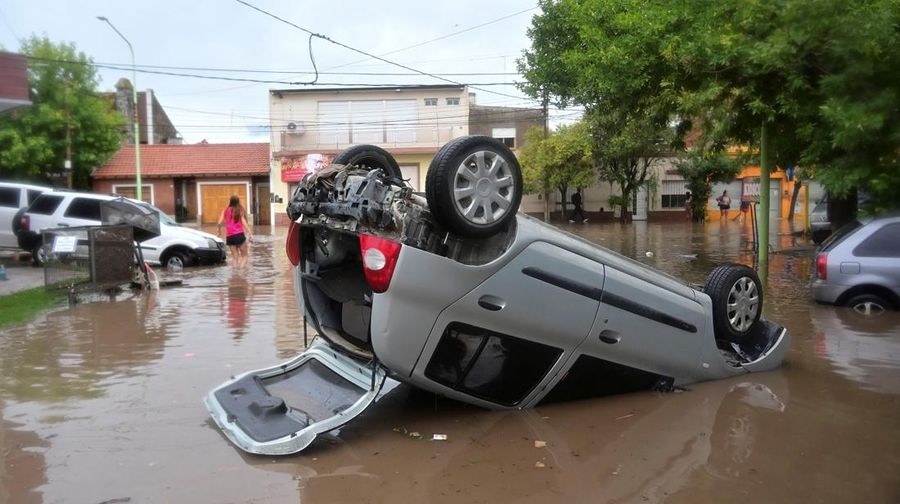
[758,123,771,268]
[64,80,73,189]
[98,16,142,201]
[541,89,551,223]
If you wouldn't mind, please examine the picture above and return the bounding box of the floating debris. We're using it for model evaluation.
[534,440,547,448]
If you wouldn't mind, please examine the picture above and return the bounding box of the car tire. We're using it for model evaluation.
[32,244,46,267]
[845,293,893,316]
[425,135,523,237]
[704,263,763,342]
[163,250,193,270]
[332,144,403,180]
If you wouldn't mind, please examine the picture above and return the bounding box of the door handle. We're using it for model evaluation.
[56,223,69,227]
[477,295,506,311]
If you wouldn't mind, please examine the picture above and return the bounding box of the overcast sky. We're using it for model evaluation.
[0,0,579,143]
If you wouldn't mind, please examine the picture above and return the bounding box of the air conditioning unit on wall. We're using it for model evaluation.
[284,121,305,135]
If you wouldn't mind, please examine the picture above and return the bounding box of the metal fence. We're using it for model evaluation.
[43,225,135,292]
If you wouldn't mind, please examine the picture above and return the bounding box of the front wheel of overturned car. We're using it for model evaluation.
[332,144,403,180]
[704,264,763,343]
[425,135,523,238]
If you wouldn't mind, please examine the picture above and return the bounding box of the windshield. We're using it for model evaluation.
[140,202,178,226]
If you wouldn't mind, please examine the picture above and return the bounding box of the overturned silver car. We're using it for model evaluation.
[206,137,790,455]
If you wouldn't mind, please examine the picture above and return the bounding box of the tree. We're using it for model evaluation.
[673,0,899,214]
[519,0,684,222]
[676,151,742,221]
[0,36,123,188]
[519,123,594,221]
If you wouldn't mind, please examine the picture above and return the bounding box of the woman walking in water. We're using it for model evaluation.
[217,196,253,268]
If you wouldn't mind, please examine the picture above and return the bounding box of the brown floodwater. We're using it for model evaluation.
[1,220,898,503]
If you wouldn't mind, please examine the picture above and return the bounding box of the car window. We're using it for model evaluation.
[64,197,103,221]
[853,223,900,258]
[27,189,44,205]
[28,194,64,215]
[0,187,19,208]
[821,220,863,252]
[140,203,178,226]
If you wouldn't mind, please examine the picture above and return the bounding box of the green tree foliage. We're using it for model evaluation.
[676,151,742,221]
[671,0,899,212]
[520,0,899,213]
[0,36,123,188]
[519,123,593,219]
[519,0,683,220]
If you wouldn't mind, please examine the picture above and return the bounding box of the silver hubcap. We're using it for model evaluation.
[452,150,515,225]
[168,256,184,268]
[727,277,759,332]
[852,301,885,316]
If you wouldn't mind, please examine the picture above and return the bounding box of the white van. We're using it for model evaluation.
[16,191,226,267]
[0,181,53,250]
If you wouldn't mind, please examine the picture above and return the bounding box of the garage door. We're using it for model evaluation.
[201,184,246,224]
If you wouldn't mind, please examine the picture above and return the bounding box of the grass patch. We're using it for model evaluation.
[0,287,64,329]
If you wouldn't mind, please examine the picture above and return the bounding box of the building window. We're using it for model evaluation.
[112,184,154,204]
[318,99,417,145]
[446,97,460,106]
[491,127,516,148]
[660,179,689,209]
[424,98,437,106]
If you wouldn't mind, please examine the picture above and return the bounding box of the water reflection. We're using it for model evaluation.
[811,304,900,395]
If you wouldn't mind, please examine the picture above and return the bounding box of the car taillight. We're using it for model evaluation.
[19,214,29,232]
[816,253,827,280]
[359,233,402,293]
[286,221,301,266]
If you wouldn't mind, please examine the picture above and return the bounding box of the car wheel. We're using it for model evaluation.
[32,244,46,267]
[425,136,523,237]
[845,294,892,316]
[704,264,763,342]
[163,250,193,271]
[332,144,403,180]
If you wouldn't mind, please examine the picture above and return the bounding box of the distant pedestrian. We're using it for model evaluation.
[217,196,253,268]
[569,189,588,223]
[716,190,732,219]
[734,198,751,223]
[684,190,693,221]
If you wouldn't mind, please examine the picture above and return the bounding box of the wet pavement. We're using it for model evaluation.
[1,220,898,503]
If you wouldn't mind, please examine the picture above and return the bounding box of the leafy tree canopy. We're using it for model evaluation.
[519,0,899,212]
[0,36,123,188]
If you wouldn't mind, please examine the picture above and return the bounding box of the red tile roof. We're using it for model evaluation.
[93,143,270,179]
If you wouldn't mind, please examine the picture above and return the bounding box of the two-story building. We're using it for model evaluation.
[268,84,473,224]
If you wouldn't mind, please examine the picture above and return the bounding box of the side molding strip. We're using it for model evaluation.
[521,267,697,333]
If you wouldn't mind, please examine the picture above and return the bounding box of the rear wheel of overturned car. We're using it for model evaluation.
[425,135,523,238]
[704,264,763,342]
[332,144,403,180]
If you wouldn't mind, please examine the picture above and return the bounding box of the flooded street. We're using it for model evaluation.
[1,221,898,503]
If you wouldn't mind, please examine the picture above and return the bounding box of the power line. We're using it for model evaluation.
[79,61,522,77]
[233,0,531,102]
[25,57,525,88]
[322,5,539,71]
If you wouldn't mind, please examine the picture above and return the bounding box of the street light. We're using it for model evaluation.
[97,16,142,201]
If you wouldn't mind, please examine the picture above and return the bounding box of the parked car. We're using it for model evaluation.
[812,215,900,315]
[809,196,831,244]
[15,191,226,268]
[0,181,52,251]
[206,137,790,455]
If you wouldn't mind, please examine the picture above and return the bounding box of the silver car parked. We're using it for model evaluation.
[812,215,900,315]
[206,137,790,455]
